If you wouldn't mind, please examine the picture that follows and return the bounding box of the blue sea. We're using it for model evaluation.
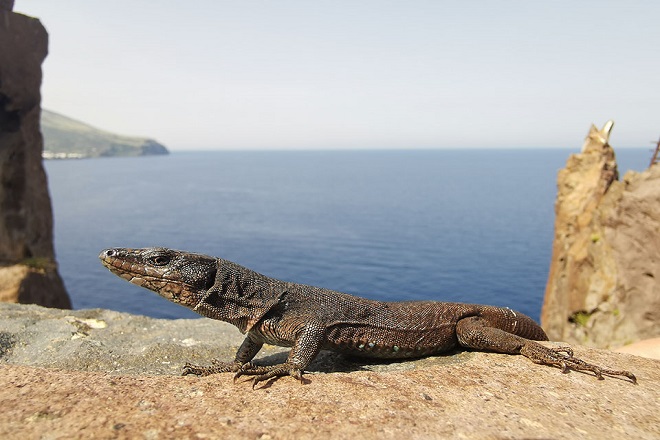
[44,148,649,321]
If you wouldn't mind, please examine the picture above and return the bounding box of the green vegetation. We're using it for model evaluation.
[41,110,169,159]
[569,310,592,327]
[21,257,55,271]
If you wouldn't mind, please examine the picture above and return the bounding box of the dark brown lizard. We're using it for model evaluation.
[99,247,636,387]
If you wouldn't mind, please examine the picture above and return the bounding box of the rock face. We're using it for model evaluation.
[0,6,70,308]
[542,121,660,348]
[0,303,658,439]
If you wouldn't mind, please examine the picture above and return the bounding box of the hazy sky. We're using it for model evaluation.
[19,1,660,150]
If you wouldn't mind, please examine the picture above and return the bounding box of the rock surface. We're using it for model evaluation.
[0,8,70,308]
[616,338,660,360]
[0,303,658,439]
[542,122,660,348]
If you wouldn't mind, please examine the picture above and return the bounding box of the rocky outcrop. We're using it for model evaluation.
[0,303,658,439]
[0,5,70,308]
[542,121,660,348]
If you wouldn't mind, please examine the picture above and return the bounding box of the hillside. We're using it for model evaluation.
[41,110,169,159]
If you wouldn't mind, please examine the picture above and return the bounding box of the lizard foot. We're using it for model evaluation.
[181,359,244,377]
[234,362,305,388]
[520,343,637,384]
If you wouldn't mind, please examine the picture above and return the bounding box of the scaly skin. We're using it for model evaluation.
[99,247,637,387]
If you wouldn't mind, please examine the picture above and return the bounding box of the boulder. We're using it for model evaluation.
[542,121,660,348]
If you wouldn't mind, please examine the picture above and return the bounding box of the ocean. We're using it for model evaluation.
[44,148,650,321]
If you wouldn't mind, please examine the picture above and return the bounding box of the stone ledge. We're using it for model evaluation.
[0,303,658,439]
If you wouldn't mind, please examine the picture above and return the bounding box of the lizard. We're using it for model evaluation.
[99,247,637,387]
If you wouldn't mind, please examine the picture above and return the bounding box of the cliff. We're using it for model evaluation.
[41,109,169,159]
[1,303,658,439]
[541,121,660,348]
[0,4,70,307]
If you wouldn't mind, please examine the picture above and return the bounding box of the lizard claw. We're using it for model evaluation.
[181,362,203,376]
[232,362,258,383]
[232,362,306,388]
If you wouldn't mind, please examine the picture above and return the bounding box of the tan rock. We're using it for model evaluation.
[1,350,658,439]
[542,121,660,348]
[615,337,660,360]
[0,349,660,439]
[0,303,658,439]
[0,265,28,303]
[0,264,70,308]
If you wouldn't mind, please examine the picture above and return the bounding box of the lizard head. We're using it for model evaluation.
[99,247,217,309]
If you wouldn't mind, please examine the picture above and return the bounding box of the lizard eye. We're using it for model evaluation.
[150,255,170,266]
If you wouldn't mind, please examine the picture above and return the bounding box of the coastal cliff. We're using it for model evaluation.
[41,109,169,159]
[541,121,660,348]
[0,4,70,307]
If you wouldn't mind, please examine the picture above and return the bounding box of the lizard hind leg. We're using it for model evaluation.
[520,342,637,384]
[455,316,636,383]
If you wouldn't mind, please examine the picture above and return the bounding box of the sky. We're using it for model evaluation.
[18,1,660,151]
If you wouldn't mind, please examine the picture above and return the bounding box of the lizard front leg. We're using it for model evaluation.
[182,334,263,376]
[456,316,636,383]
[235,322,325,388]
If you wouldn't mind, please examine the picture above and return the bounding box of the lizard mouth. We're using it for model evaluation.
[100,255,190,303]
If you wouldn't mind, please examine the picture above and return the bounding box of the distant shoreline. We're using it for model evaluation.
[41,109,169,159]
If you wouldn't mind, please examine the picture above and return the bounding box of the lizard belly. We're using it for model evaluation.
[324,321,459,359]
[250,319,296,348]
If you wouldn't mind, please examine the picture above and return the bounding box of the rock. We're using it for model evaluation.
[0,9,70,308]
[542,121,660,348]
[0,303,658,439]
[0,1,13,12]
[0,264,70,308]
